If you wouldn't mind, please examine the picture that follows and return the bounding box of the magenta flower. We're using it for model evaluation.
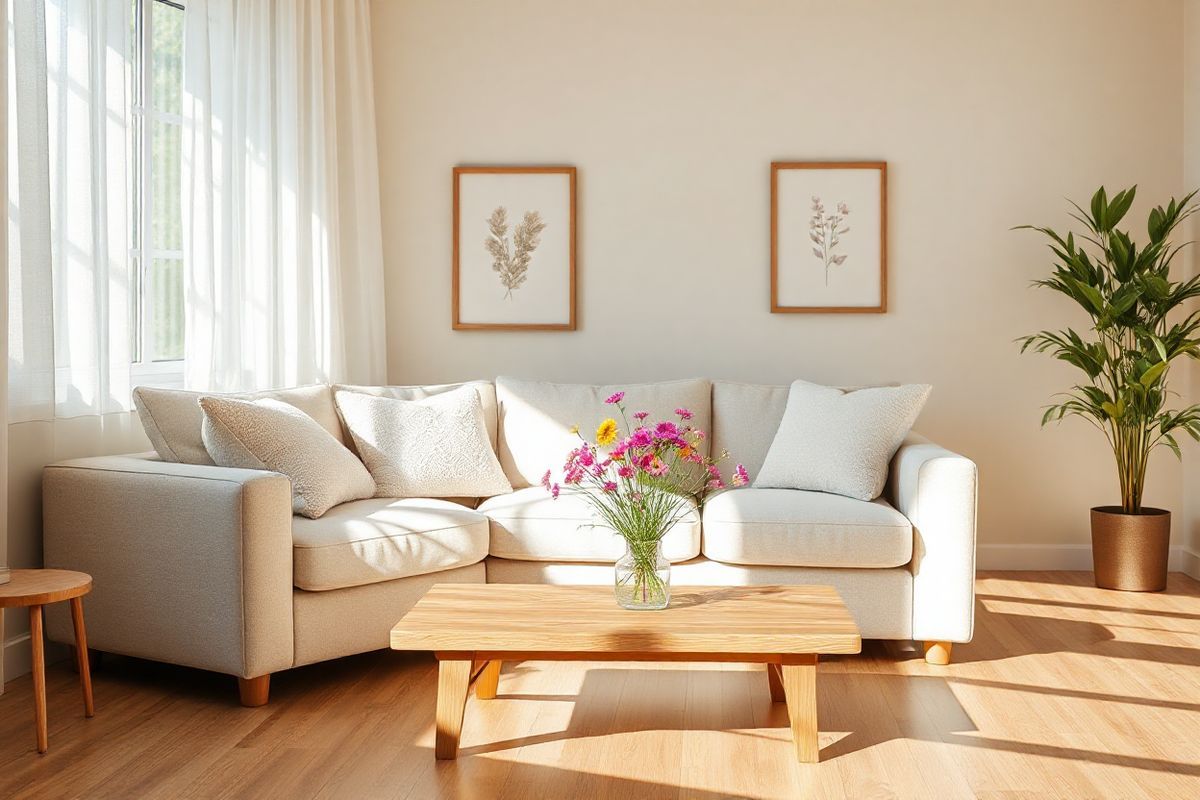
[617,464,634,478]
[629,428,653,448]
[732,464,750,487]
[706,478,725,491]
[633,411,649,421]
[645,456,669,477]
[540,469,552,489]
[675,407,693,420]
[610,439,629,459]
[550,483,561,499]
[707,463,721,478]
[604,391,625,405]
[578,447,595,467]
[655,421,679,438]
[602,481,618,492]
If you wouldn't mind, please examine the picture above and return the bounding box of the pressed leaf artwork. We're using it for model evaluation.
[485,206,546,299]
[809,196,851,285]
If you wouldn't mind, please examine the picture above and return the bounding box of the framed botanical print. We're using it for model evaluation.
[771,161,887,313]
[452,166,576,330]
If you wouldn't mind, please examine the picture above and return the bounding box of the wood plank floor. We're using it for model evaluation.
[1,571,1197,799]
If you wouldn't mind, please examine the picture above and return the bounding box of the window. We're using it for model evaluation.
[130,0,185,376]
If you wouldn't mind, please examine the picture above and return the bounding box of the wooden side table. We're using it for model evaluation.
[0,569,95,753]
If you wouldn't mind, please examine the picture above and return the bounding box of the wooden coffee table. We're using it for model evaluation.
[389,584,861,762]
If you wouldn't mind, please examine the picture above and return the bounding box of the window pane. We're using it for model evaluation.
[151,1,183,116]
[152,118,182,251]
[151,257,184,361]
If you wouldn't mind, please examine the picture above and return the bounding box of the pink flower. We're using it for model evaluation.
[540,469,552,489]
[732,464,750,487]
[564,466,585,485]
[692,429,706,442]
[707,463,721,478]
[610,439,629,459]
[655,421,679,438]
[633,411,649,421]
[675,407,693,420]
[550,483,561,499]
[605,391,625,405]
[577,447,595,467]
[645,456,669,477]
[706,478,725,491]
[630,428,653,448]
[602,481,618,492]
[617,464,634,478]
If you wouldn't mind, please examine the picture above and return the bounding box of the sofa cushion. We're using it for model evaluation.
[495,376,712,488]
[754,380,931,501]
[333,380,499,451]
[200,396,376,519]
[701,488,912,568]
[478,486,701,563]
[133,384,346,465]
[334,387,511,499]
[711,381,790,481]
[291,498,490,591]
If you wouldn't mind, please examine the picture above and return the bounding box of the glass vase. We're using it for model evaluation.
[614,538,670,610]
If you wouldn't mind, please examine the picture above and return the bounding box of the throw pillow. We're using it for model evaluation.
[199,396,376,518]
[335,386,513,499]
[754,380,931,500]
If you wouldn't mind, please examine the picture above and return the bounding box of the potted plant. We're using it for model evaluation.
[544,392,749,609]
[1019,186,1200,591]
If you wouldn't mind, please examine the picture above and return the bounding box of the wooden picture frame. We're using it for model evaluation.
[452,166,577,330]
[771,161,887,313]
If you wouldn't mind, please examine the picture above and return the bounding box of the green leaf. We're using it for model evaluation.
[1140,361,1168,387]
[1091,187,1108,231]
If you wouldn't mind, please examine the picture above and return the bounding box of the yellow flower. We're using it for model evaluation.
[569,425,579,435]
[679,446,693,459]
[596,418,619,446]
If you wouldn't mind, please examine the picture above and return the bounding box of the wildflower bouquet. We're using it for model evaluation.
[543,391,749,609]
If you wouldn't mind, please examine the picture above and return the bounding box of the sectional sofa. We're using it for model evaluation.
[41,377,977,705]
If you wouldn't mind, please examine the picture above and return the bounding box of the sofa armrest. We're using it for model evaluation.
[42,454,294,679]
[885,434,978,643]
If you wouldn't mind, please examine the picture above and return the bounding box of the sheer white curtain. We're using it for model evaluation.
[7,0,132,423]
[182,0,386,392]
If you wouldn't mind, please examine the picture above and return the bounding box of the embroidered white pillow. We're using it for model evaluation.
[754,380,931,501]
[335,387,512,499]
[199,396,376,519]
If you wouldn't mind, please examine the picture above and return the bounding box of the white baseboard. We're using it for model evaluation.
[3,632,32,690]
[977,543,1197,574]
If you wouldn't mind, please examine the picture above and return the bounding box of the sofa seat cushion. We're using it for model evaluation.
[291,498,489,590]
[478,487,701,563]
[701,488,912,568]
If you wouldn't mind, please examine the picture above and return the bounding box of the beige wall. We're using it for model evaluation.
[1184,0,1200,578]
[371,0,1191,563]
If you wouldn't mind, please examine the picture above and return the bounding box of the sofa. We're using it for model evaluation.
[41,377,977,706]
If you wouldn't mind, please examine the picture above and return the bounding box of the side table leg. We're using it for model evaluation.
[70,597,95,717]
[29,605,48,754]
[435,659,473,759]
[781,655,819,763]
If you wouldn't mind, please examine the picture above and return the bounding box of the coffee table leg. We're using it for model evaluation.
[780,656,819,763]
[767,663,785,702]
[435,659,473,759]
[476,660,502,700]
[29,605,48,754]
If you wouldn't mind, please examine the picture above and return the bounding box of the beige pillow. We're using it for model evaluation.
[335,387,511,499]
[134,384,345,465]
[754,380,931,501]
[199,396,375,518]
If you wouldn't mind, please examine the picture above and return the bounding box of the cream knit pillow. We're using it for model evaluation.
[335,386,512,499]
[199,396,375,518]
[754,380,931,501]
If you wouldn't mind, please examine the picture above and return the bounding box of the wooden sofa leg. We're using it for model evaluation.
[238,675,271,707]
[923,641,953,665]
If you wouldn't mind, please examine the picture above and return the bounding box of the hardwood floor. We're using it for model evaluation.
[1,571,1197,799]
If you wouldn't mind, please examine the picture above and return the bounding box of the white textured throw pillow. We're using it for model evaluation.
[199,396,376,519]
[334,386,512,499]
[754,380,931,501]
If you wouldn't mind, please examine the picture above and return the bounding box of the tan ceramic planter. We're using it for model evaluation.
[1090,506,1170,592]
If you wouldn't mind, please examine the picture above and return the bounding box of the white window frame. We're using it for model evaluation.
[130,0,185,386]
